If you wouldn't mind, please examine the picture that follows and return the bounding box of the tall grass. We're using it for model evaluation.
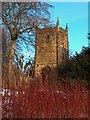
[2,74,88,118]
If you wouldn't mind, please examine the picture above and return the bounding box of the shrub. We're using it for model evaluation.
[58,47,90,81]
[2,74,88,118]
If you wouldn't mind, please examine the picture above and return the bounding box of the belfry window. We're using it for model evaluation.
[61,47,66,60]
[45,34,49,43]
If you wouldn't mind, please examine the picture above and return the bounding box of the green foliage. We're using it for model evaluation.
[58,47,90,81]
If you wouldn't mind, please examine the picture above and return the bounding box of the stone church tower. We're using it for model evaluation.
[35,18,68,76]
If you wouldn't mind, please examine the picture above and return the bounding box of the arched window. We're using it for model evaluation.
[45,34,49,43]
[61,47,66,59]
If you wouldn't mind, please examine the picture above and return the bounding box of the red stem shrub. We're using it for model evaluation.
[2,74,88,118]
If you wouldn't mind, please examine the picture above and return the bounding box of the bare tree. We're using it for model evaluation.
[2,30,8,64]
[2,2,53,83]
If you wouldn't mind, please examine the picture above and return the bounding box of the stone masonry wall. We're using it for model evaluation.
[35,25,68,76]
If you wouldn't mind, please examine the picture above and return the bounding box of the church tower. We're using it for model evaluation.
[35,18,68,76]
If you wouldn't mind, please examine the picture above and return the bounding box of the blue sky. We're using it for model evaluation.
[22,2,88,61]
[49,2,88,55]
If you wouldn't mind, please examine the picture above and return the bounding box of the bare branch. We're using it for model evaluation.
[20,27,33,34]
[2,2,53,69]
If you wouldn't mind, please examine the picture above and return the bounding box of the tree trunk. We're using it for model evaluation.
[8,40,16,88]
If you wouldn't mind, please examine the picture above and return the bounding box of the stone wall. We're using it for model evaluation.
[35,24,68,76]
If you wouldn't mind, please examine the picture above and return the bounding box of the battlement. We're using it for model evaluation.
[36,26,67,34]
